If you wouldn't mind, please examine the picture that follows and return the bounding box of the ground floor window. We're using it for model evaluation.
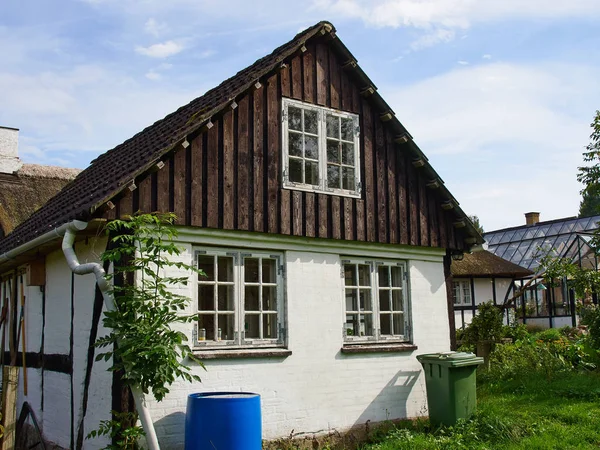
[342,259,410,343]
[453,280,472,305]
[195,249,284,348]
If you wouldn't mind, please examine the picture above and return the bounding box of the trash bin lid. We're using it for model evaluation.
[417,351,484,367]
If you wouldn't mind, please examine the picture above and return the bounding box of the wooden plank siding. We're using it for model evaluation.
[112,39,467,250]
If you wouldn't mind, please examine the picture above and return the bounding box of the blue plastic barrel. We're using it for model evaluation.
[185,392,262,450]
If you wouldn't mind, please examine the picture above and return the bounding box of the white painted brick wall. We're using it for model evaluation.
[146,246,450,448]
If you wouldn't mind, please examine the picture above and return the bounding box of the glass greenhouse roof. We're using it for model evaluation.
[484,215,600,271]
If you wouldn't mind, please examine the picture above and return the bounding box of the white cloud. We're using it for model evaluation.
[144,18,168,37]
[409,28,455,51]
[145,70,161,80]
[313,0,600,29]
[0,64,202,167]
[482,54,492,59]
[383,61,600,229]
[135,40,184,58]
[457,60,469,65]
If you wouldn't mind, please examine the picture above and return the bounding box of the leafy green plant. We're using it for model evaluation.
[461,302,504,347]
[580,304,600,349]
[501,323,529,342]
[87,412,145,450]
[96,213,204,401]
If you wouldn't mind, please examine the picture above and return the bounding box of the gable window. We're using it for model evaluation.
[195,249,285,348]
[453,280,471,305]
[342,259,411,342]
[282,98,360,197]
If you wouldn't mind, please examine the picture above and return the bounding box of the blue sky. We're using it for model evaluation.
[1,0,599,231]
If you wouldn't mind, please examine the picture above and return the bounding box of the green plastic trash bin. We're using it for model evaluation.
[417,352,484,427]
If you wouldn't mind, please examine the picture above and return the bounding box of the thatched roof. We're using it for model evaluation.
[0,164,81,238]
[451,250,533,278]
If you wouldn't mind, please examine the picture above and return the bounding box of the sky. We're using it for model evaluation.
[1,0,599,232]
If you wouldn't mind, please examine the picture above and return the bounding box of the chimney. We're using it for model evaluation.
[525,212,540,226]
[0,126,22,174]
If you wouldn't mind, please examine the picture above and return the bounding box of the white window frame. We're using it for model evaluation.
[342,258,411,343]
[281,97,361,198]
[453,279,472,305]
[194,248,286,349]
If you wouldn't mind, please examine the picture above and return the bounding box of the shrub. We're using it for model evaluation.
[525,323,545,334]
[580,304,600,349]
[534,328,562,342]
[461,302,504,347]
[502,323,529,342]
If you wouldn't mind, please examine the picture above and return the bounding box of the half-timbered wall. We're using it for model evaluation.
[107,38,465,250]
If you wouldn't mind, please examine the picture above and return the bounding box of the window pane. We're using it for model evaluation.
[391,267,402,287]
[245,286,259,311]
[305,161,319,186]
[378,266,389,287]
[346,314,359,336]
[198,285,214,311]
[197,255,214,281]
[341,143,354,165]
[392,290,403,312]
[262,259,277,283]
[244,258,259,282]
[218,257,233,282]
[360,289,372,311]
[289,132,302,157]
[263,314,278,339]
[326,114,339,138]
[342,167,355,190]
[362,314,374,336]
[245,315,260,339]
[345,289,358,311]
[304,110,318,134]
[288,106,302,131]
[380,313,391,335]
[393,314,405,335]
[327,164,340,189]
[358,265,371,286]
[341,117,354,141]
[289,158,302,183]
[198,314,215,340]
[304,135,319,160]
[379,290,391,311]
[263,286,277,311]
[217,315,235,341]
[217,285,234,311]
[327,139,340,163]
[344,265,357,286]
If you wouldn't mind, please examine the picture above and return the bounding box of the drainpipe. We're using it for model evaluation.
[61,221,161,450]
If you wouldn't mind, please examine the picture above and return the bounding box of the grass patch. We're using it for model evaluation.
[361,371,600,450]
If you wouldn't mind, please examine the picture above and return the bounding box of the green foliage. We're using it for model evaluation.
[86,412,145,450]
[460,302,504,346]
[501,323,529,342]
[580,304,600,349]
[538,250,600,299]
[468,215,484,235]
[97,213,204,402]
[578,110,600,217]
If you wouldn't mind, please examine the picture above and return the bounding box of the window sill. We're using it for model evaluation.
[341,343,418,354]
[193,348,292,360]
[282,184,361,199]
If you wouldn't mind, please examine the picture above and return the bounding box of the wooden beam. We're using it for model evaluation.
[412,158,425,168]
[395,134,409,144]
[380,111,394,122]
[360,86,375,97]
[441,200,455,210]
[453,219,466,228]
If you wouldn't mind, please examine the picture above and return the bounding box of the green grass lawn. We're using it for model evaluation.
[362,371,600,450]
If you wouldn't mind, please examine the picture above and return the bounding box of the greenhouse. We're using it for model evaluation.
[483,214,600,328]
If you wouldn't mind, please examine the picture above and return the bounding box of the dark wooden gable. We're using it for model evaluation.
[105,35,469,250]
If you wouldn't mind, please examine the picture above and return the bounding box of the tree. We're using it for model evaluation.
[578,110,600,217]
[468,215,484,235]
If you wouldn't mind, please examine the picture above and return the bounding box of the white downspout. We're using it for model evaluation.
[62,221,161,450]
